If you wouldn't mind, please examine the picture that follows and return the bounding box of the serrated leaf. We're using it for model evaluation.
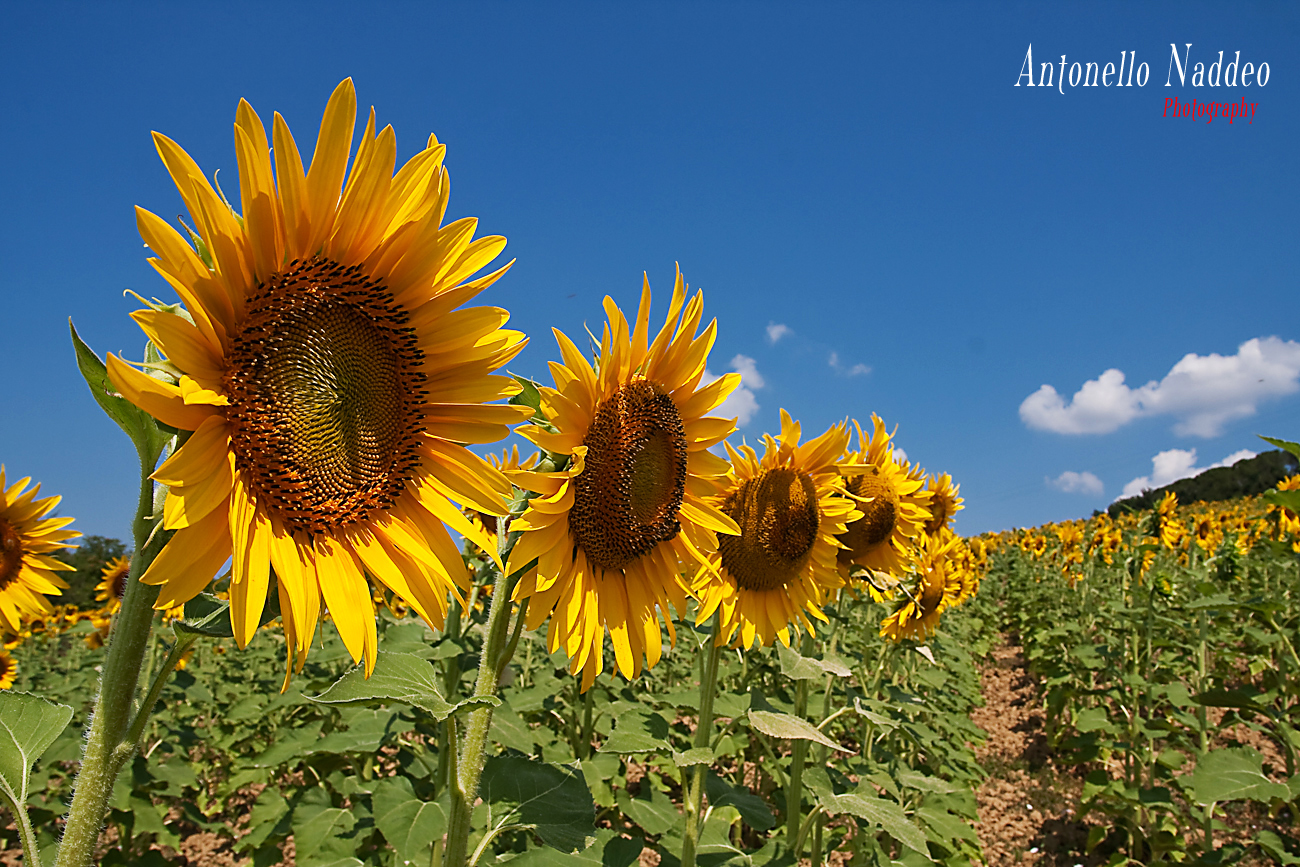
[505,829,643,866]
[306,651,498,720]
[599,709,671,754]
[291,788,357,867]
[479,755,595,853]
[619,783,680,836]
[0,692,75,810]
[1260,435,1300,461]
[776,644,852,680]
[1189,747,1291,806]
[70,321,169,461]
[673,747,714,768]
[823,792,930,858]
[372,776,448,865]
[747,710,850,752]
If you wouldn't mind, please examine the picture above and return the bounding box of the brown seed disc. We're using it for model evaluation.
[569,380,688,572]
[225,257,426,538]
[838,469,900,559]
[108,562,129,600]
[0,519,21,591]
[718,467,820,592]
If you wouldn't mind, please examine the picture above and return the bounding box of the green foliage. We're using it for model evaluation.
[1108,449,1298,516]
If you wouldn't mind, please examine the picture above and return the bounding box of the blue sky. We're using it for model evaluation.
[2,2,1297,541]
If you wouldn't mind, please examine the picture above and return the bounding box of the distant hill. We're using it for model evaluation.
[1107,449,1299,517]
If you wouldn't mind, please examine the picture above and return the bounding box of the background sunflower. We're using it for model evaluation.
[0,467,78,635]
[507,269,741,690]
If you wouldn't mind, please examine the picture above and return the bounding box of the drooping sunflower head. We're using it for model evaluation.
[923,471,963,536]
[508,268,742,690]
[0,468,78,635]
[879,531,963,643]
[834,416,931,583]
[694,410,859,649]
[94,556,131,615]
[106,79,531,684]
[0,651,15,689]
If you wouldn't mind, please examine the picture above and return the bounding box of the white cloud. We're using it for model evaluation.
[705,354,764,427]
[1118,447,1258,499]
[766,322,791,344]
[1019,337,1300,438]
[1047,471,1104,496]
[828,351,872,377]
[892,447,908,465]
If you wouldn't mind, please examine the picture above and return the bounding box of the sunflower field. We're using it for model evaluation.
[1,77,1297,867]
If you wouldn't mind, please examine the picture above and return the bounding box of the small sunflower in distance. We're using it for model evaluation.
[693,411,859,649]
[106,79,531,683]
[0,651,15,689]
[835,416,931,587]
[508,269,742,690]
[923,471,963,536]
[0,467,79,634]
[95,556,131,615]
[879,531,963,642]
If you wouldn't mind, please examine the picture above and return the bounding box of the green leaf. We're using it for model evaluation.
[291,787,358,867]
[1189,748,1291,806]
[599,709,672,754]
[776,644,852,680]
[314,708,412,755]
[1193,688,1270,711]
[492,699,542,755]
[174,590,281,640]
[672,747,714,768]
[823,791,931,858]
[1075,706,1113,733]
[706,772,776,831]
[747,710,849,752]
[1255,829,1300,866]
[509,374,548,424]
[236,787,289,853]
[306,651,498,720]
[479,755,596,853]
[0,692,74,810]
[505,829,643,866]
[895,770,962,795]
[1264,489,1300,513]
[70,321,169,461]
[618,783,680,836]
[372,776,448,865]
[1260,435,1300,461]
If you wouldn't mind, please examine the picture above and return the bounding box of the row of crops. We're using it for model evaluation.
[979,456,1300,866]
[6,545,996,867]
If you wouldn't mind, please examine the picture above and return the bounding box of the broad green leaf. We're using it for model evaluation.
[509,374,548,424]
[747,710,849,752]
[672,747,714,768]
[175,590,280,639]
[823,791,931,858]
[776,644,852,680]
[1193,688,1270,710]
[1260,435,1300,461]
[292,787,358,867]
[307,651,498,720]
[916,803,978,844]
[1256,829,1300,866]
[0,692,74,809]
[618,782,680,836]
[479,755,596,853]
[1188,747,1291,806]
[314,708,412,754]
[70,321,170,461]
[599,709,672,754]
[1075,707,1112,733]
[491,699,541,755]
[237,787,289,853]
[1264,489,1300,513]
[706,771,776,831]
[896,770,962,795]
[372,776,448,865]
[505,829,643,866]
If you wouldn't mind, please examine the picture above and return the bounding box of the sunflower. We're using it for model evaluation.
[94,556,131,615]
[106,79,531,683]
[923,471,963,536]
[879,531,963,642]
[835,416,931,583]
[0,468,79,635]
[0,651,15,689]
[693,411,858,649]
[507,269,742,690]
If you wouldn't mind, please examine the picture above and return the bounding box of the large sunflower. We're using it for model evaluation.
[106,79,531,681]
[693,411,858,649]
[507,270,741,690]
[0,468,78,634]
[835,416,931,581]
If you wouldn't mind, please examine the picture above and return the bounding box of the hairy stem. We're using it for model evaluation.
[681,614,724,867]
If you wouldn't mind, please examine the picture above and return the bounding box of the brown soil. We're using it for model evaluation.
[971,636,1092,867]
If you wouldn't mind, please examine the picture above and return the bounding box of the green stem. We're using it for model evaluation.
[444,524,527,867]
[56,449,166,867]
[785,633,814,849]
[123,633,199,750]
[680,613,724,867]
[3,788,43,867]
